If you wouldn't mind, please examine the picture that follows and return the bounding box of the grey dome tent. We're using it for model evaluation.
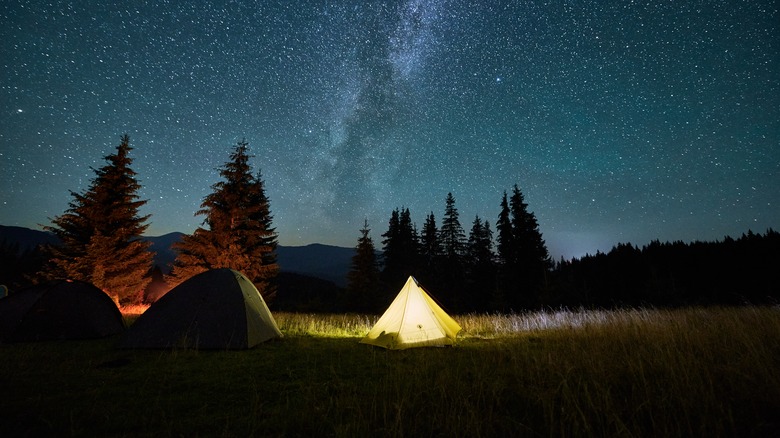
[119,268,282,349]
[0,280,125,342]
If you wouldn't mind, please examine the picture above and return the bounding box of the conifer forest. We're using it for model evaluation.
[1,135,778,312]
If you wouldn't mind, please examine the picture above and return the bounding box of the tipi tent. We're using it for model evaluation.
[119,268,281,349]
[0,280,125,342]
[361,276,461,349]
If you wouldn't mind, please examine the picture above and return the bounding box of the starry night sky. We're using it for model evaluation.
[1,0,778,259]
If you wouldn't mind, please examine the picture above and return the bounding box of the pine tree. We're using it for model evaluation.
[438,192,467,310]
[380,207,419,289]
[493,191,514,311]
[469,218,495,266]
[495,185,551,309]
[465,216,496,311]
[45,134,154,304]
[345,219,380,312]
[380,208,401,283]
[413,211,440,289]
[439,193,465,258]
[420,212,441,267]
[509,184,551,276]
[496,191,514,267]
[170,140,279,299]
[398,207,420,272]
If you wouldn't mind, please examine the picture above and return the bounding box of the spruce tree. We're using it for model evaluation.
[509,184,551,281]
[380,208,401,284]
[496,192,514,267]
[466,216,496,310]
[414,211,441,289]
[45,134,154,304]
[438,192,467,310]
[468,218,493,264]
[495,185,551,309]
[346,219,380,312]
[398,207,420,272]
[380,207,419,289]
[439,192,466,258]
[170,140,279,299]
[493,191,514,311]
[420,212,440,264]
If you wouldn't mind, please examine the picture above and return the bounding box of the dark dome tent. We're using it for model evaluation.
[0,280,125,342]
[119,268,282,349]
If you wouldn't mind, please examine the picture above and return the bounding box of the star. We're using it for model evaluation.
[0,0,777,260]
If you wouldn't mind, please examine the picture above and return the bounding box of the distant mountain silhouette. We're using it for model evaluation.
[0,225,59,251]
[276,244,354,287]
[0,225,354,287]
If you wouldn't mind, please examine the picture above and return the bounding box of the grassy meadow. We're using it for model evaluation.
[1,306,779,437]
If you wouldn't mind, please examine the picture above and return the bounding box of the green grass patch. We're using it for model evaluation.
[1,307,779,436]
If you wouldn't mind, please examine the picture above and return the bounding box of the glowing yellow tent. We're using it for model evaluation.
[361,276,461,349]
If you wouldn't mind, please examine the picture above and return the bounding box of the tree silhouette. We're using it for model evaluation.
[420,212,441,267]
[345,219,381,312]
[45,134,154,304]
[550,229,780,308]
[417,211,442,287]
[438,192,467,310]
[496,185,551,310]
[465,216,496,311]
[496,191,514,269]
[170,139,279,299]
[440,193,466,259]
[380,207,419,290]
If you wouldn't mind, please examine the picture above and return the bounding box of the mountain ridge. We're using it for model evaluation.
[0,225,354,287]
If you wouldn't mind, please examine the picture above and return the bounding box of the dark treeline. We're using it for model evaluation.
[344,186,553,314]
[2,134,778,312]
[343,187,780,312]
[551,230,780,308]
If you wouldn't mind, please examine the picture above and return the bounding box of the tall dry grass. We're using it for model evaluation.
[273,312,378,337]
[4,306,775,436]
[273,306,780,436]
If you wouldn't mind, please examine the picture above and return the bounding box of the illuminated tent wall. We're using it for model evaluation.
[361,276,461,349]
[0,280,125,342]
[119,268,281,349]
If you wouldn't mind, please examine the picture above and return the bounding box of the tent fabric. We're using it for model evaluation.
[361,276,461,349]
[119,268,281,349]
[0,280,125,342]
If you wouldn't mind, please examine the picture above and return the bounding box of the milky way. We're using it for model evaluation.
[1,0,778,259]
